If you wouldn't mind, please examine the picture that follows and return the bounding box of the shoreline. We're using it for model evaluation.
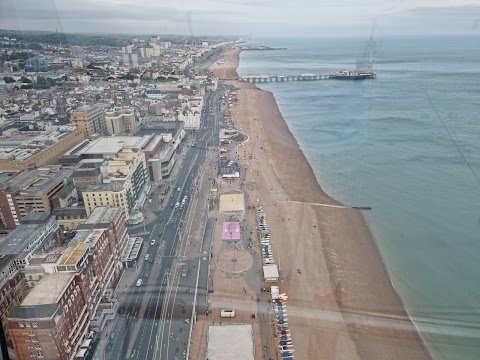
[210,49,431,359]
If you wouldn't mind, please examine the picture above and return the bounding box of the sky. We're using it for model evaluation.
[1,0,480,37]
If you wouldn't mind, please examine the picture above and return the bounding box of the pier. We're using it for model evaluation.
[238,70,376,83]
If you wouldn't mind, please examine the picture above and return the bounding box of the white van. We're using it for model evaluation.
[220,310,235,318]
[136,279,143,287]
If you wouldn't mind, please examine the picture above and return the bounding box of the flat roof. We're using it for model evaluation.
[21,273,74,306]
[72,136,150,156]
[3,167,70,196]
[0,213,52,256]
[207,324,254,360]
[85,206,121,226]
[57,242,88,266]
[223,222,241,241]
[263,264,280,279]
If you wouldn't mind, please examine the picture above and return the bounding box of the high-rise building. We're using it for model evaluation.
[8,207,128,360]
[56,93,67,119]
[121,53,139,68]
[105,109,136,135]
[70,106,107,137]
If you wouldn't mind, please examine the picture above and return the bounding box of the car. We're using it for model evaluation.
[145,271,150,278]
[148,199,152,203]
[150,258,154,264]
[177,187,181,192]
[144,254,150,261]
[159,217,164,222]
[136,279,143,287]
[118,306,125,314]
[150,239,156,245]
[106,343,113,352]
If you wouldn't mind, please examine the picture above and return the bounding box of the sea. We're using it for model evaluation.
[237,35,480,360]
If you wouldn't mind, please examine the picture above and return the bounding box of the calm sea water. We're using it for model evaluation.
[238,36,480,360]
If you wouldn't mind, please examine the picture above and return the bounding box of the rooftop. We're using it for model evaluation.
[57,242,88,266]
[21,273,74,306]
[0,126,79,162]
[65,136,151,157]
[0,213,53,256]
[9,303,60,321]
[84,180,125,192]
[0,166,70,196]
[85,206,121,227]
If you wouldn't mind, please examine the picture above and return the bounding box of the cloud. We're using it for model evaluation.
[1,0,478,36]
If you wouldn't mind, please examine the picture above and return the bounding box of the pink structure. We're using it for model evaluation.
[223,222,241,242]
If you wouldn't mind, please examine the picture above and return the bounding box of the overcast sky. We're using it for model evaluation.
[1,0,480,37]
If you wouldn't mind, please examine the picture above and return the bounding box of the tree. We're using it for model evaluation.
[20,76,32,83]
[3,77,15,83]
[36,76,47,86]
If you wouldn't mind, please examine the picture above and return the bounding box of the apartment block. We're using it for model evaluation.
[70,106,107,137]
[8,207,127,360]
[0,166,72,229]
[82,148,148,221]
[105,109,136,135]
[0,213,63,347]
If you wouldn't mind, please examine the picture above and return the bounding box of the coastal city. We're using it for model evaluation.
[0,8,473,360]
[0,31,306,360]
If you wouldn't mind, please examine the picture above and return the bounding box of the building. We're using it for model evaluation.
[82,148,148,220]
[25,56,51,72]
[51,183,78,209]
[159,146,176,179]
[105,109,136,135]
[60,135,162,166]
[0,126,85,171]
[122,53,139,68]
[147,158,162,182]
[136,121,185,150]
[0,213,63,347]
[222,222,241,242]
[17,112,43,124]
[8,207,127,360]
[70,106,107,137]
[178,110,201,130]
[52,207,87,231]
[0,166,72,229]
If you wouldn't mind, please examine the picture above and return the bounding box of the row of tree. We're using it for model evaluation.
[3,75,67,89]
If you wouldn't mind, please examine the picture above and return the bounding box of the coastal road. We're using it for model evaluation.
[105,85,226,360]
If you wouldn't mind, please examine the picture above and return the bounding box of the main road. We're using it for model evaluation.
[107,84,228,360]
